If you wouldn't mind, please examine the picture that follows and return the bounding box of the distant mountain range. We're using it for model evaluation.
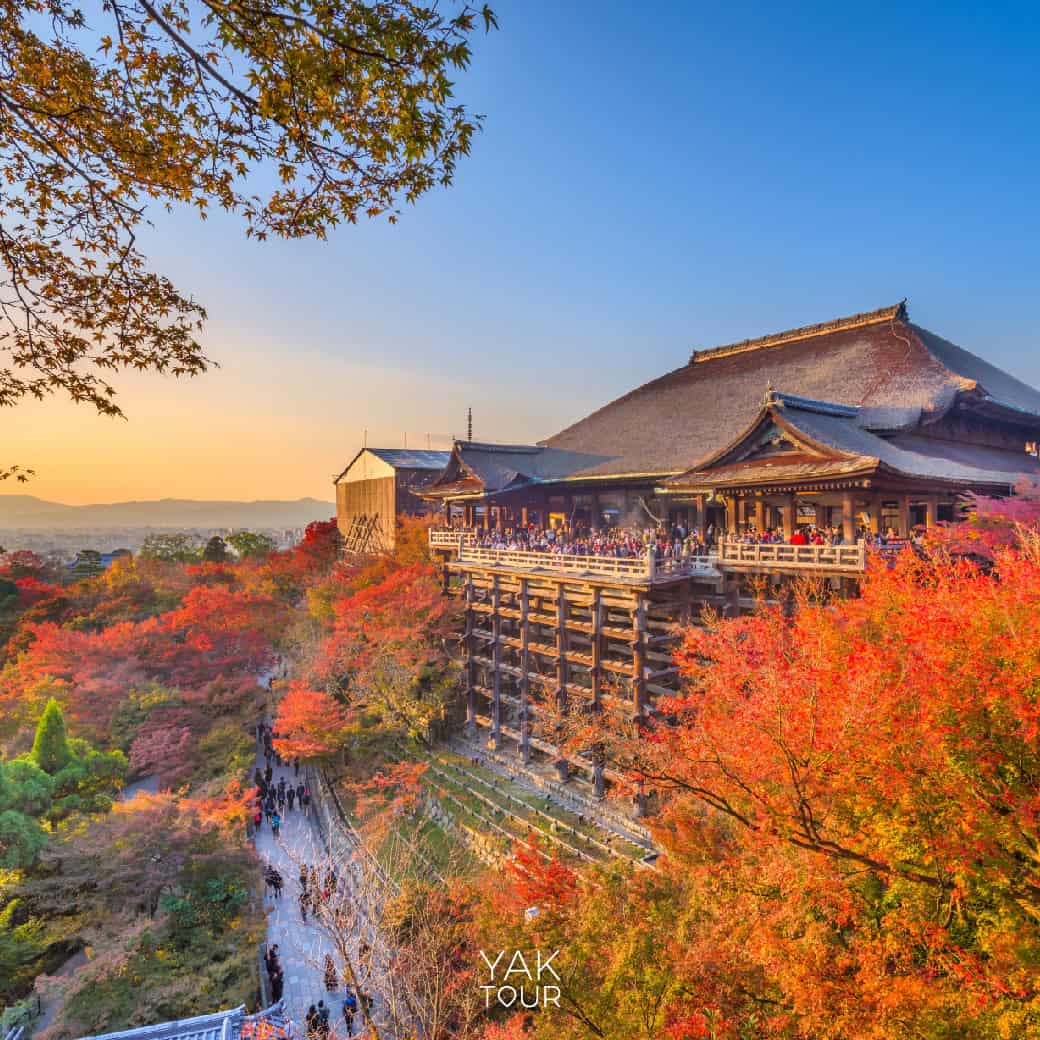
[0,494,335,530]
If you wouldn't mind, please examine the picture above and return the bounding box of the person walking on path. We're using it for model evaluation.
[299,886,309,923]
[286,786,296,811]
[316,1001,330,1040]
[304,1006,319,1040]
[265,865,283,898]
[341,993,356,1038]
[270,965,285,1003]
[323,954,338,991]
[301,786,311,818]
[271,811,281,838]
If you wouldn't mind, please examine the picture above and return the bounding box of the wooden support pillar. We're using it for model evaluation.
[814,503,827,528]
[556,584,568,710]
[724,574,740,618]
[695,495,707,536]
[724,496,738,535]
[519,577,531,762]
[679,579,692,626]
[520,505,529,527]
[490,574,502,748]
[868,493,881,537]
[481,504,490,531]
[632,594,647,717]
[842,491,855,543]
[898,493,911,537]
[555,584,569,780]
[782,494,795,541]
[464,573,476,733]
[925,493,939,529]
[754,497,765,533]
[590,493,602,531]
[590,587,602,708]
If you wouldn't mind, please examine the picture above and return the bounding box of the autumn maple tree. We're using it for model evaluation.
[0,0,494,429]
[272,681,356,761]
[311,562,461,738]
[491,520,1040,1039]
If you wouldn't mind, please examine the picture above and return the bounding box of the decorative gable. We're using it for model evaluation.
[713,418,829,468]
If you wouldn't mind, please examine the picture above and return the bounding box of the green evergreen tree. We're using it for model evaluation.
[227,531,277,560]
[202,536,228,563]
[30,699,71,775]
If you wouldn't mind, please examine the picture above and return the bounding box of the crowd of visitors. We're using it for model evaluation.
[253,723,310,836]
[296,862,340,923]
[466,521,715,562]
[730,525,841,546]
[254,717,376,1039]
[728,524,918,548]
[448,517,917,560]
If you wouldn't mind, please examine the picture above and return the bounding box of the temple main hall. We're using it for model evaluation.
[338,301,1040,797]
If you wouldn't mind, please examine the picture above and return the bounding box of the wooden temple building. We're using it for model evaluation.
[334,447,450,552]
[350,303,1040,797]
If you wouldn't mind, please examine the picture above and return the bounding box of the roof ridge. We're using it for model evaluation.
[458,441,543,453]
[690,301,908,365]
[766,389,860,418]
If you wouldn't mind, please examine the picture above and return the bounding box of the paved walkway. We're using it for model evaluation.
[253,753,382,1039]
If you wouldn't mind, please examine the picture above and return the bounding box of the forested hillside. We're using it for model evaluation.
[3,502,1039,1040]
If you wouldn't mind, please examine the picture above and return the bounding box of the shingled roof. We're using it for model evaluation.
[668,391,1037,493]
[334,447,451,484]
[541,302,1040,479]
[423,441,616,497]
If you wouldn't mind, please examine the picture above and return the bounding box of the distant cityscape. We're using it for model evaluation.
[0,494,335,560]
[0,526,308,560]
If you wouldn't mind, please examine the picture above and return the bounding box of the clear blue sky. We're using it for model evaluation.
[5,0,1039,503]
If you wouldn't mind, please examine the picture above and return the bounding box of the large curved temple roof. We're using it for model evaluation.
[541,302,1040,481]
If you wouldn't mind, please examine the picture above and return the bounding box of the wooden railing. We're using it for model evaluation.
[459,545,650,579]
[453,544,722,583]
[434,530,867,577]
[429,528,477,549]
[718,538,866,572]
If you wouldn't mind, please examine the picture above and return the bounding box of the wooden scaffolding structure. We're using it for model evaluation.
[447,558,721,799]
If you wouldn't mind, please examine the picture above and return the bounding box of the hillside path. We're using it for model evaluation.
[253,750,378,1039]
